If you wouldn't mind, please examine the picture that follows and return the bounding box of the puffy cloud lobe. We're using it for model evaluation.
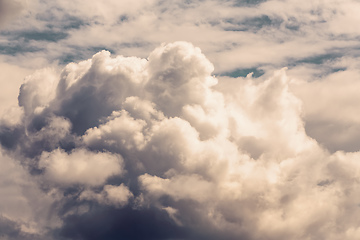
[3,41,360,240]
[80,184,133,207]
[39,148,124,186]
[146,42,216,117]
[18,68,59,117]
[53,51,148,135]
[83,110,147,151]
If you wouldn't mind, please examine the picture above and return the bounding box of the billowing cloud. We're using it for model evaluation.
[1,41,360,239]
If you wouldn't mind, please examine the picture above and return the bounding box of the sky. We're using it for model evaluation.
[1,0,360,239]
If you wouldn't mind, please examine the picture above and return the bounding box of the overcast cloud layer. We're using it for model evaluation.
[1,1,360,240]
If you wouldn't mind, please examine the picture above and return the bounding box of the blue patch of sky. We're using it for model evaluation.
[219,67,265,78]
[59,54,80,65]
[220,49,352,79]
[223,15,283,32]
[0,43,41,55]
[117,15,129,24]
[287,51,350,79]
[89,47,115,55]
[233,0,268,7]
[330,67,347,73]
[35,7,87,30]
[1,28,69,43]
[55,15,87,30]
[290,52,344,66]
[60,41,153,65]
[117,41,151,49]
[15,30,69,42]
[59,47,116,65]
[285,17,300,31]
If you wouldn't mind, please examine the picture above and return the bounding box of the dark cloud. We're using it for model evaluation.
[0,215,21,239]
[0,215,48,240]
[0,213,48,240]
[59,206,188,240]
[0,125,23,150]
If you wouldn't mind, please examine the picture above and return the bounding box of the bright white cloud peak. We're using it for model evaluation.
[1,41,360,240]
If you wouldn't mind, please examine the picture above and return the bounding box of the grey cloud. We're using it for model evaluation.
[0,215,21,239]
[0,0,24,27]
[58,206,188,240]
[0,215,48,240]
[0,147,61,239]
[305,119,360,153]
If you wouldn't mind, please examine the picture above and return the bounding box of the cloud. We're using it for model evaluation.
[4,0,360,77]
[0,147,60,239]
[0,0,25,28]
[2,41,360,240]
[290,66,360,152]
[39,148,124,186]
[0,61,32,116]
[2,0,360,238]
[80,184,133,207]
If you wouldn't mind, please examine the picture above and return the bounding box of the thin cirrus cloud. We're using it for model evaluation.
[1,0,360,239]
[1,41,360,239]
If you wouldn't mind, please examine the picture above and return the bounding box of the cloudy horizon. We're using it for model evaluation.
[1,0,360,239]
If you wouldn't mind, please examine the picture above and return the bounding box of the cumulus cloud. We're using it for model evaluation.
[2,41,360,240]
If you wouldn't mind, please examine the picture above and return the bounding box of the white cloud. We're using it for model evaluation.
[83,110,147,151]
[80,184,133,207]
[18,68,60,117]
[39,148,124,186]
